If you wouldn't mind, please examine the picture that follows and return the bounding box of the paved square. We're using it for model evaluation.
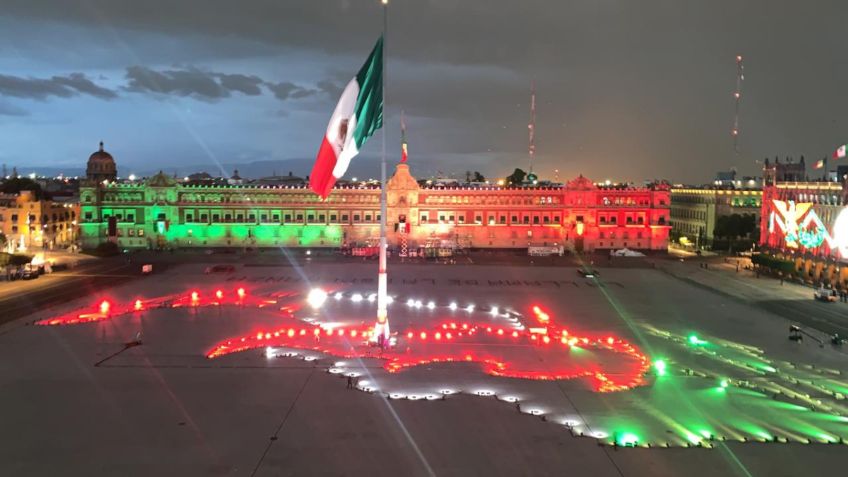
[4,261,848,476]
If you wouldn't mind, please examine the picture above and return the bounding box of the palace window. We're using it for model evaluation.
[248,214,256,222]
[511,215,518,223]
[365,214,372,222]
[201,214,208,222]
[354,214,361,222]
[342,214,349,222]
[307,214,315,223]
[261,214,268,222]
[185,214,193,223]
[500,215,506,224]
[329,214,337,222]
[273,214,280,222]
[475,215,482,224]
[296,214,303,221]
[523,216,530,224]
[543,216,550,224]
[533,216,540,224]
[318,214,325,222]
[212,214,220,222]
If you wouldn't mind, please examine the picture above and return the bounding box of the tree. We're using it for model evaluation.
[0,233,6,250]
[506,168,526,186]
[0,177,49,200]
[473,171,485,182]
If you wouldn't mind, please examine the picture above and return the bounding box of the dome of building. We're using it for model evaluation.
[86,141,117,183]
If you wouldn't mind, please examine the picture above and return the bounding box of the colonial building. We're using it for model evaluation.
[79,145,671,252]
[758,158,848,286]
[0,190,79,252]
[670,187,762,249]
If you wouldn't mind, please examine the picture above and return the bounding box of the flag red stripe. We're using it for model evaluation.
[310,137,339,198]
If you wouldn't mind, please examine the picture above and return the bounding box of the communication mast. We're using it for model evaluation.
[732,55,744,154]
[528,81,536,175]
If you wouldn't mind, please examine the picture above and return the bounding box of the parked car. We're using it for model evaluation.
[814,287,837,302]
[205,264,236,274]
[21,264,39,280]
[577,267,598,278]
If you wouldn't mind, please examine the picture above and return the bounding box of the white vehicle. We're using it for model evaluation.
[814,287,837,302]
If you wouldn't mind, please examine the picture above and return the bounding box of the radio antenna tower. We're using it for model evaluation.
[528,81,536,174]
[732,55,744,154]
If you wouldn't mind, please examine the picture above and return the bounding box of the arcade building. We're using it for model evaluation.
[79,143,671,253]
[758,158,848,287]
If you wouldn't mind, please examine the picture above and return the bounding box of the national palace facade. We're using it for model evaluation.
[79,144,671,252]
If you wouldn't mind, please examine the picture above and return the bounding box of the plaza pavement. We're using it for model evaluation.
[1,260,848,476]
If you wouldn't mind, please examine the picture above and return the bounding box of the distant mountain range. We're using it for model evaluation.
[21,156,391,181]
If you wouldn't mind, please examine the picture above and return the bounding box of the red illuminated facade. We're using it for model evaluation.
[81,154,671,252]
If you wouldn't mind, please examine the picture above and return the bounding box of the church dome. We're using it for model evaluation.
[86,141,117,182]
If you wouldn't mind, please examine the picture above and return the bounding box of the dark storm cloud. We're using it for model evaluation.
[216,73,264,96]
[0,73,116,100]
[316,79,345,99]
[125,66,316,101]
[265,81,315,100]
[125,66,229,99]
[5,0,848,181]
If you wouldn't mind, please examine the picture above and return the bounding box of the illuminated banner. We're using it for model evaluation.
[769,200,848,257]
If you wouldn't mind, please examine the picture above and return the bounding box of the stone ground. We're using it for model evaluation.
[2,259,848,476]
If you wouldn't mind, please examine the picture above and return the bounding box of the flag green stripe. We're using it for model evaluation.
[352,36,383,149]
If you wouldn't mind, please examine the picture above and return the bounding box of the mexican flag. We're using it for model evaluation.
[400,110,408,163]
[833,144,846,160]
[310,36,383,198]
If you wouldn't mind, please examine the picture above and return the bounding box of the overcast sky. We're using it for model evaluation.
[1,0,847,183]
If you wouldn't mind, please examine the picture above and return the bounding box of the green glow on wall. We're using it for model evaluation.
[617,432,640,446]
[688,334,706,345]
[654,359,667,376]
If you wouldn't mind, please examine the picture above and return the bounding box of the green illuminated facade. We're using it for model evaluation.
[79,148,671,251]
[80,171,375,250]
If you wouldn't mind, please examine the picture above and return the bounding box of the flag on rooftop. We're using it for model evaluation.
[833,144,846,160]
[401,110,408,163]
[310,36,383,198]
[814,158,825,169]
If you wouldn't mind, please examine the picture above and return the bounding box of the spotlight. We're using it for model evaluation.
[307,288,328,309]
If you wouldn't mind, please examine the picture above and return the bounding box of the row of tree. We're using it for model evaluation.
[713,213,758,240]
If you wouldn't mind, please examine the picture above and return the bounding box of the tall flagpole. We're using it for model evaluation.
[375,0,389,341]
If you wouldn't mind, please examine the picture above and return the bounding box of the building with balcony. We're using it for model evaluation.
[0,190,79,252]
[79,148,671,253]
[759,158,848,287]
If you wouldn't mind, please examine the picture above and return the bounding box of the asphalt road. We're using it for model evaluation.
[0,258,146,327]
